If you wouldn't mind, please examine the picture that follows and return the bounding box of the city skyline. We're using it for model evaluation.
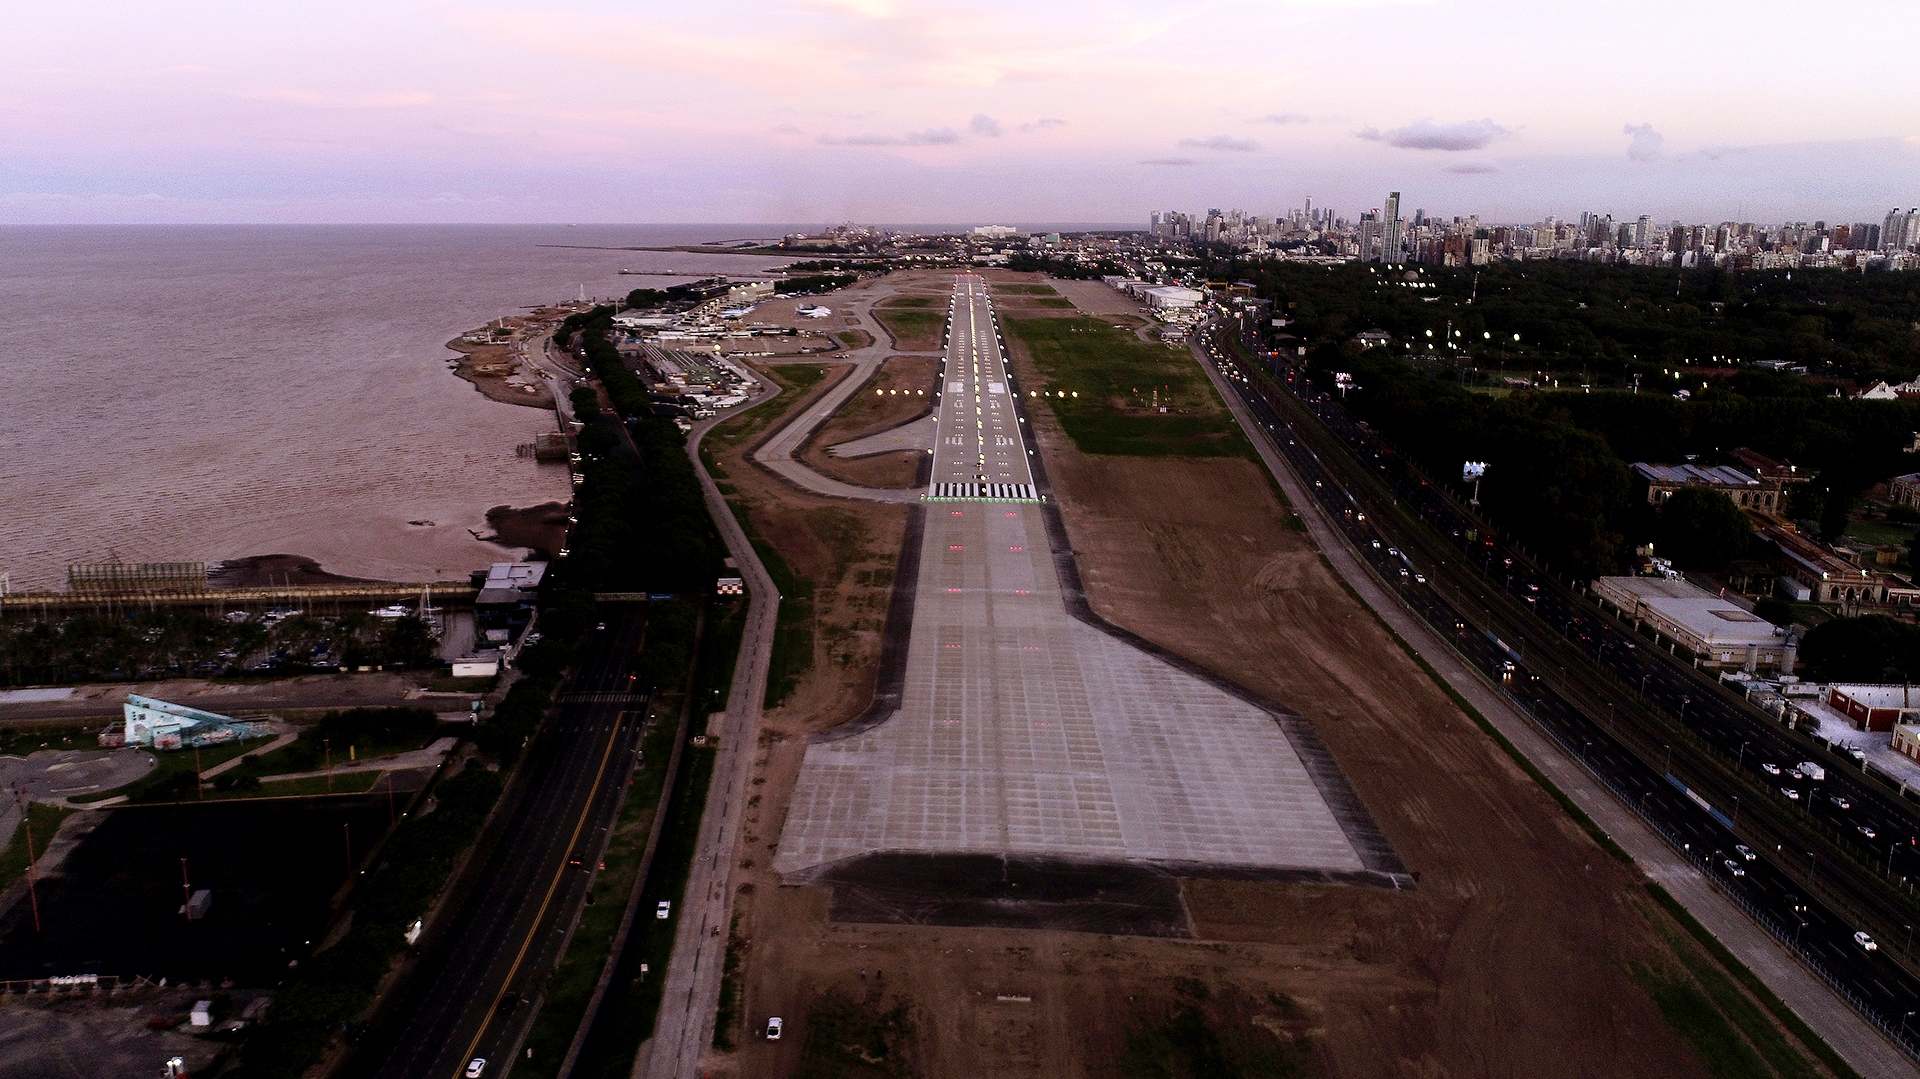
[4,0,1918,224]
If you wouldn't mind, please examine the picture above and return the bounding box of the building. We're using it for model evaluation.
[1893,722,1920,762]
[1824,684,1920,732]
[971,225,1020,239]
[1143,285,1204,310]
[1632,461,1783,514]
[1889,472,1920,509]
[725,280,774,304]
[473,561,547,644]
[1382,191,1404,266]
[68,562,207,595]
[1591,576,1788,669]
[123,695,268,750]
[1760,526,1904,606]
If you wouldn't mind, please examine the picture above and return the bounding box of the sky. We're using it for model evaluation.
[4,0,1916,225]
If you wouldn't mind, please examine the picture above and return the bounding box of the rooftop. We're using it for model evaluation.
[1632,462,1761,488]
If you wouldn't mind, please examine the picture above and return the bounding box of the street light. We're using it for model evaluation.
[1663,743,1672,775]
[1737,740,1750,768]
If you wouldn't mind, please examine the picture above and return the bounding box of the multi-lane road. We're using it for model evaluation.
[350,610,649,1079]
[1197,317,1920,1062]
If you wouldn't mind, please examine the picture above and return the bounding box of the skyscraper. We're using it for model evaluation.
[1383,191,1403,265]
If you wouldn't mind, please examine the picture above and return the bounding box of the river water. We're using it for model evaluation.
[0,225,795,590]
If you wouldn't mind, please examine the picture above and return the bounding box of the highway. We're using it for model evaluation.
[1196,318,1920,1062]
[349,610,649,1079]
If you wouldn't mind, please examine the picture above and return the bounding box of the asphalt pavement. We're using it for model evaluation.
[349,610,649,1079]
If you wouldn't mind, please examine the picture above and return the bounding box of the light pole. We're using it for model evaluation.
[1663,743,1673,775]
[1737,740,1750,769]
[1680,695,1691,722]
[1732,795,1740,827]
[1641,673,1652,697]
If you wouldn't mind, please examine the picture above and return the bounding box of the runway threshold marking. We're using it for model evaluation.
[448,703,629,1078]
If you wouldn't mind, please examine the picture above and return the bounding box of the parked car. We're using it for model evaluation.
[1829,795,1851,810]
[1859,825,1877,839]
[766,1016,784,1040]
[1760,763,1780,776]
[1781,788,1799,800]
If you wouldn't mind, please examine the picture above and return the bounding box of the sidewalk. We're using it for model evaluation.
[1197,345,1920,1079]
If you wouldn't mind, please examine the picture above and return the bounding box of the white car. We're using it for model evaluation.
[1781,788,1799,800]
[766,1016,784,1041]
[1855,931,1878,951]
[1722,859,1746,877]
[1829,795,1850,810]
[1859,825,1877,839]
[1760,763,1780,776]
[1734,844,1756,861]
[656,901,671,920]
[467,1059,487,1078]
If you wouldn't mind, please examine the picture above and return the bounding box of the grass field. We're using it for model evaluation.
[1007,317,1248,458]
[992,283,1058,295]
[0,802,74,892]
[871,308,945,350]
[878,296,941,308]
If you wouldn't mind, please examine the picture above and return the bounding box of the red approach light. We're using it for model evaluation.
[1005,511,1018,517]
[950,545,964,550]
[1009,546,1023,551]
[951,510,964,516]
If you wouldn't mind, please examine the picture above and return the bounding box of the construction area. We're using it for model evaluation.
[667,268,1870,1079]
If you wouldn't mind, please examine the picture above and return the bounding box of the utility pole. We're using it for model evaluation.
[180,858,194,922]
[14,790,42,933]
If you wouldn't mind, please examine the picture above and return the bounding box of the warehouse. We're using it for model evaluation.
[1592,576,1788,670]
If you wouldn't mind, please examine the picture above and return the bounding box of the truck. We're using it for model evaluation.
[1797,762,1826,782]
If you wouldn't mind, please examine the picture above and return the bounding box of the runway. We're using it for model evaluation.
[774,275,1398,896]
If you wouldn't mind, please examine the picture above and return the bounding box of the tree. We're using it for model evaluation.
[1657,487,1753,570]
[1798,615,1920,683]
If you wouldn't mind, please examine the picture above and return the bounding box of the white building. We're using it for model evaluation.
[1143,285,1204,310]
[1591,576,1788,669]
[971,225,1020,239]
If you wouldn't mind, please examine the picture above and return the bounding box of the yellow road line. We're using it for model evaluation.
[449,713,627,1077]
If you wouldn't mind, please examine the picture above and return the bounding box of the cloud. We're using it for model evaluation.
[1255,112,1311,124]
[1357,117,1510,151]
[1139,157,1197,166]
[254,89,437,109]
[1623,122,1664,161]
[1020,117,1067,132]
[970,113,1002,137]
[818,127,960,146]
[1446,162,1497,174]
[1178,134,1259,152]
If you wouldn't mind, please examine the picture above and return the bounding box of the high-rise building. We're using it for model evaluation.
[1383,191,1403,265]
[1357,211,1383,262]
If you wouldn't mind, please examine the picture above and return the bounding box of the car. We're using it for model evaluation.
[766,1016,784,1040]
[1785,893,1807,915]
[656,901,671,920]
[1413,574,1427,584]
[1734,844,1755,861]
[596,622,607,632]
[1722,859,1746,877]
[467,1059,487,1078]
[568,855,583,867]
[1788,769,1805,781]
[1829,795,1851,810]
[1855,931,1878,951]
[1760,763,1780,776]
[1781,788,1799,800]
[1370,540,1381,549]
[1859,825,1877,839]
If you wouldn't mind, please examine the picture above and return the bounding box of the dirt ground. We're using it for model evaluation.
[704,267,1814,1078]
[443,335,554,409]
[797,355,939,489]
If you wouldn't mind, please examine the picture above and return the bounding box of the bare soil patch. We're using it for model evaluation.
[870,308,944,351]
[796,356,938,489]
[443,336,553,409]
